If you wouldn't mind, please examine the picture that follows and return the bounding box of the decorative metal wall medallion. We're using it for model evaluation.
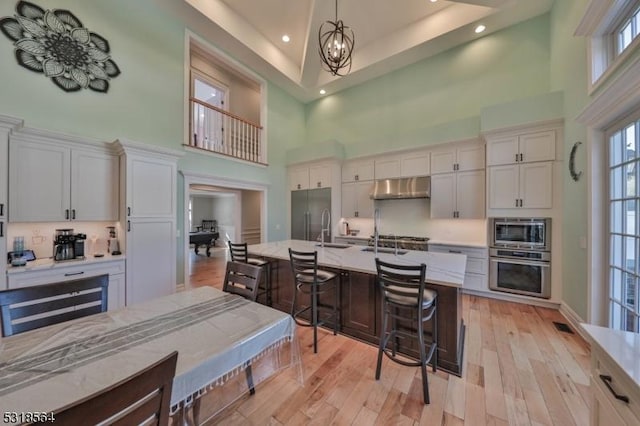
[569,141,583,182]
[0,1,120,93]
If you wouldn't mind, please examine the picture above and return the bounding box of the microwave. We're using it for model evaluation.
[490,218,551,251]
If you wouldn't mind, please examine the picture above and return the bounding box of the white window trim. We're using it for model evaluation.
[576,0,640,94]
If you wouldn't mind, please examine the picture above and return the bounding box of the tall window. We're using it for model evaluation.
[609,113,640,332]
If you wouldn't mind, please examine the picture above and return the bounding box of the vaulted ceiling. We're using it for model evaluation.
[182,0,554,102]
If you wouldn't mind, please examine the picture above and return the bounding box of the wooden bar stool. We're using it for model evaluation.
[375,258,437,404]
[288,248,340,353]
[228,241,272,306]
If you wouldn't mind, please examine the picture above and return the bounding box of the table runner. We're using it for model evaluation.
[0,287,298,419]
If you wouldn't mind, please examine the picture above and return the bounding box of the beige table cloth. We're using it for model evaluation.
[0,287,298,423]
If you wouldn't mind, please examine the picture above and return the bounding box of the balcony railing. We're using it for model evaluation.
[187,97,265,164]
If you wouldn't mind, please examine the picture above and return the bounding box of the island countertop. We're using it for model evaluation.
[247,239,466,288]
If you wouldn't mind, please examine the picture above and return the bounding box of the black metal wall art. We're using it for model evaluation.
[0,1,120,93]
[569,141,582,182]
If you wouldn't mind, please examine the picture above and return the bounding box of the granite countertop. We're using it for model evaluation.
[427,240,488,249]
[581,323,640,389]
[6,253,126,275]
[248,239,466,288]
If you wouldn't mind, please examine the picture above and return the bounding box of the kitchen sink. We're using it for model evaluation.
[315,243,351,249]
[361,247,408,255]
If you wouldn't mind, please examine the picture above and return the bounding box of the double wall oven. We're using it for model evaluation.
[489,218,551,299]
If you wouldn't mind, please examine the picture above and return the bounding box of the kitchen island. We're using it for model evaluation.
[247,240,467,375]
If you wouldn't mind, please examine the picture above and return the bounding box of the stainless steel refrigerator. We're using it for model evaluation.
[291,188,331,241]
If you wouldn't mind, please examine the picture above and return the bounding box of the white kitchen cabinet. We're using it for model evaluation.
[289,162,332,191]
[430,170,485,219]
[401,151,430,177]
[116,139,181,306]
[431,141,484,175]
[428,244,488,292]
[6,258,126,310]
[486,130,555,166]
[488,162,553,209]
[342,159,374,183]
[9,132,118,222]
[374,156,401,179]
[341,181,374,218]
[334,236,369,246]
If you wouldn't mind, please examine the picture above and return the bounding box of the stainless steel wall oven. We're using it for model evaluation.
[489,218,551,299]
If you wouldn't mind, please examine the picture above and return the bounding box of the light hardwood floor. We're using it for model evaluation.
[188,249,591,425]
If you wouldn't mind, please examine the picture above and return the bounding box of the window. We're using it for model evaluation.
[608,113,640,332]
[616,5,640,54]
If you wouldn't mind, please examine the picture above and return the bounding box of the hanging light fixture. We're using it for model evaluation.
[318,0,355,76]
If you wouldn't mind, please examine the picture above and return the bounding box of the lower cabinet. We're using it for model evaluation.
[428,244,488,293]
[265,257,464,375]
[6,259,126,311]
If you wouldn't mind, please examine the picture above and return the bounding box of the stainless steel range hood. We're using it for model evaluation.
[370,176,430,200]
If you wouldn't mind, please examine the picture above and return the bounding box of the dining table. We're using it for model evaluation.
[0,286,300,425]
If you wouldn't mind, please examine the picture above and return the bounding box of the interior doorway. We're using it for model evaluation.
[181,171,267,286]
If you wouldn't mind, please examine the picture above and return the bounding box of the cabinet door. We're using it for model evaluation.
[456,170,485,218]
[357,161,375,181]
[72,150,119,221]
[341,271,377,337]
[0,130,8,218]
[375,157,401,179]
[355,181,374,218]
[430,149,456,175]
[520,162,552,208]
[592,378,627,426]
[309,164,332,188]
[341,182,357,217]
[289,167,309,191]
[9,140,70,222]
[520,130,555,163]
[486,135,519,166]
[126,219,175,305]
[401,151,430,177]
[430,173,456,219]
[342,160,374,182]
[108,273,125,311]
[488,165,519,209]
[128,156,175,218]
[457,144,485,171]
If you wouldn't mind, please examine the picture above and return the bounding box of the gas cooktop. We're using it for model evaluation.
[367,235,430,251]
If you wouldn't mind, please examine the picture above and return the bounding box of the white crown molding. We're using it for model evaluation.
[180,170,269,191]
[114,138,184,160]
[0,114,23,132]
[576,53,640,129]
[10,126,114,151]
[575,0,620,36]
[480,118,564,138]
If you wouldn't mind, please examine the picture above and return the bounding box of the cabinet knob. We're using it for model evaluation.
[317,182,321,188]
[0,222,3,237]
[72,209,76,220]
[127,220,131,232]
[65,209,69,220]
[355,211,359,217]
[297,184,301,190]
[127,206,131,216]
[515,153,519,162]
[520,153,523,162]
[599,375,630,403]
[64,271,85,277]
[355,174,359,181]
[0,203,3,217]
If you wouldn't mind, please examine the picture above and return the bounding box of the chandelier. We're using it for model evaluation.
[318,0,355,76]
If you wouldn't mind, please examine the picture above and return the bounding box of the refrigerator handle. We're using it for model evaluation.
[305,211,310,240]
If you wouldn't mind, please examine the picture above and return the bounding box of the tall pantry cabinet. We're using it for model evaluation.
[115,140,182,305]
[0,116,23,291]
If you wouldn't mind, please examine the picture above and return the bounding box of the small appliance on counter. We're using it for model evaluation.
[53,228,87,261]
[106,226,121,255]
[9,236,32,266]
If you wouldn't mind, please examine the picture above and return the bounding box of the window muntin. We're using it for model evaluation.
[609,115,640,332]
[616,5,640,54]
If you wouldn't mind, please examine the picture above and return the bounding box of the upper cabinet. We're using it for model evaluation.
[289,162,332,191]
[430,141,484,175]
[374,150,430,179]
[9,130,118,222]
[342,159,374,183]
[488,162,553,209]
[486,130,556,166]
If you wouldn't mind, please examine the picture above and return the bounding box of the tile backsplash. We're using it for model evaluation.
[6,222,122,260]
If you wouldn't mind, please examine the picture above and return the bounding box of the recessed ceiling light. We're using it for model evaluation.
[475,25,486,34]
[430,0,438,3]
[319,89,326,95]
[282,35,290,43]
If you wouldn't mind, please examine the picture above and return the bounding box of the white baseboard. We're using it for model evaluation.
[176,282,186,292]
[559,301,589,341]
[462,288,561,310]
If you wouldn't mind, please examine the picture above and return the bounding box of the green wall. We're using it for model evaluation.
[0,0,304,285]
[305,14,552,157]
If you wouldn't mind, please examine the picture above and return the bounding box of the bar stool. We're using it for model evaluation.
[375,258,437,404]
[228,241,272,306]
[288,248,340,353]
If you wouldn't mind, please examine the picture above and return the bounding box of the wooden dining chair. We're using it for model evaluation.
[0,274,109,337]
[33,351,179,426]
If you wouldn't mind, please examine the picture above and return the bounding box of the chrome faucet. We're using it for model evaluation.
[320,208,331,248]
[373,208,381,256]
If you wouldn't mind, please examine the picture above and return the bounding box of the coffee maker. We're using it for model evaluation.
[53,229,86,261]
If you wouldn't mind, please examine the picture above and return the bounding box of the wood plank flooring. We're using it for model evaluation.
[187,249,591,425]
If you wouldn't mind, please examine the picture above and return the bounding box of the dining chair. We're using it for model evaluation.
[0,274,109,337]
[375,258,437,404]
[33,351,179,426]
[228,241,272,305]
[289,248,340,353]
